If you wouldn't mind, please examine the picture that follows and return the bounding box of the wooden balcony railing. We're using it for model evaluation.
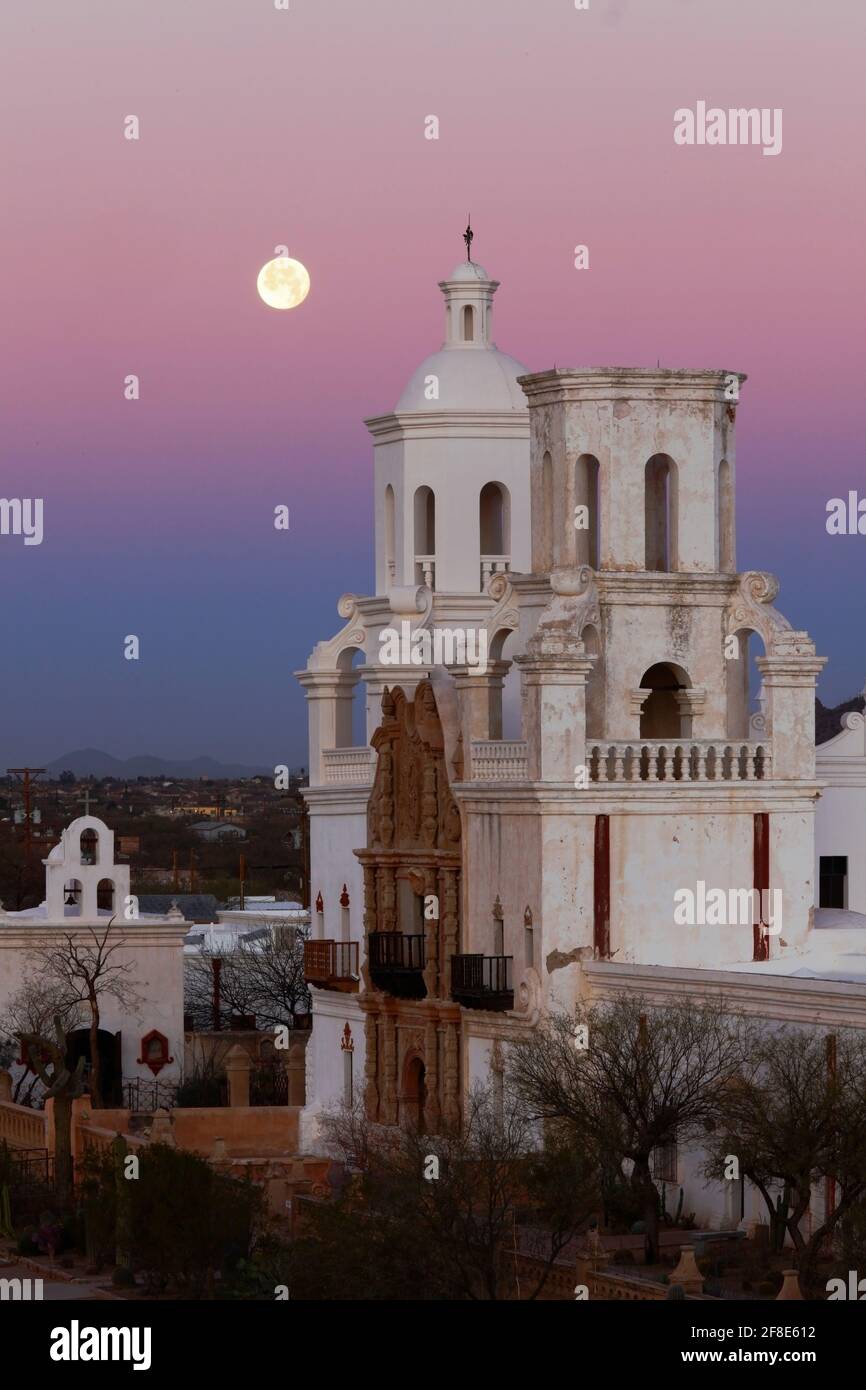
[451,954,514,1011]
[304,939,360,991]
[368,932,426,999]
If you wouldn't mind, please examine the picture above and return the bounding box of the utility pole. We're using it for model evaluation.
[239,853,246,911]
[6,767,46,861]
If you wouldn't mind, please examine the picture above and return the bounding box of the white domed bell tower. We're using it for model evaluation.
[368,227,530,596]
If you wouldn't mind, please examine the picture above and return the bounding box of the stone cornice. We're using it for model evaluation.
[365,410,529,443]
[452,783,823,813]
[598,572,739,602]
[517,368,746,407]
[583,959,866,1028]
[0,923,188,949]
[302,786,372,814]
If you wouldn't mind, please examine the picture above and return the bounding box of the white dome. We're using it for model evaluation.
[445,259,492,282]
[395,346,528,412]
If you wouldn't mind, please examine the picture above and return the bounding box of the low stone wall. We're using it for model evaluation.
[0,1099,48,1149]
[169,1105,300,1158]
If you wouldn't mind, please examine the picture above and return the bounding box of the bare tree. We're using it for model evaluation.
[0,975,83,1104]
[184,922,310,1033]
[507,994,752,1264]
[706,1025,866,1291]
[19,1016,86,1203]
[315,1085,601,1300]
[27,920,142,1108]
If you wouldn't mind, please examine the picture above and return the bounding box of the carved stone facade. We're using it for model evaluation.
[359,681,462,1130]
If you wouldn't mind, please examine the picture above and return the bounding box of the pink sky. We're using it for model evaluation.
[1,0,864,763]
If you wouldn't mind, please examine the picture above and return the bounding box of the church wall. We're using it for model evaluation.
[816,785,865,913]
[770,809,814,949]
[300,990,365,1150]
[539,812,596,1013]
[0,927,185,1085]
[461,808,542,959]
[610,811,757,967]
[307,799,366,941]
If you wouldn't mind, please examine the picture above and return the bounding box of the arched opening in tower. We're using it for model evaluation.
[644,454,677,572]
[639,662,690,739]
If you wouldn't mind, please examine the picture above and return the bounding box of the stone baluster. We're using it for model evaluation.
[645,744,659,782]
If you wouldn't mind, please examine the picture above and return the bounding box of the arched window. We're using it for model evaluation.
[479,482,511,587]
[414,485,436,588]
[541,451,554,570]
[64,879,83,916]
[462,305,474,341]
[639,662,690,739]
[80,828,98,866]
[645,454,678,572]
[336,646,366,748]
[725,628,767,739]
[718,459,734,572]
[384,484,396,582]
[574,454,600,567]
[97,878,115,912]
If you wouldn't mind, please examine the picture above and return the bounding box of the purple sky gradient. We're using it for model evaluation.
[1,0,864,766]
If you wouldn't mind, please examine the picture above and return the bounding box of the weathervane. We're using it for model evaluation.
[463,216,473,262]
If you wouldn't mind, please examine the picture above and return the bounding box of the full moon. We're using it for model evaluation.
[256,256,310,310]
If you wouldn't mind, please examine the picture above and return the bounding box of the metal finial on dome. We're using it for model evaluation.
[463,216,473,262]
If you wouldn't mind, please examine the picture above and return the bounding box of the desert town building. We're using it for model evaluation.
[0,816,186,1097]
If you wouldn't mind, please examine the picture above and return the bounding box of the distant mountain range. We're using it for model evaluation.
[45,748,275,780]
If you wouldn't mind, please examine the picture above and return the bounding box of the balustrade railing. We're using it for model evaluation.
[304,938,359,986]
[321,747,377,786]
[470,740,528,781]
[415,554,435,589]
[587,741,771,783]
[480,555,511,590]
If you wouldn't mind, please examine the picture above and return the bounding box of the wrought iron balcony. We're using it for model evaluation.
[368,932,426,999]
[451,954,513,1012]
[304,939,360,992]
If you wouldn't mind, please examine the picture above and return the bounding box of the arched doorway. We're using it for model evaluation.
[65,1028,122,1107]
[639,663,690,739]
[402,1055,427,1132]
